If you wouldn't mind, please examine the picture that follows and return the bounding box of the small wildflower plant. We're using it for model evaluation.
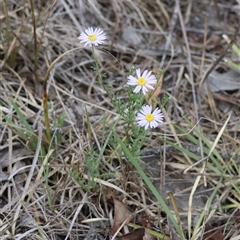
[75,27,168,168]
[76,29,168,166]
[71,27,183,236]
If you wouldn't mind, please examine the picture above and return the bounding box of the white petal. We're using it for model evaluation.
[133,85,141,93]
[142,86,148,95]
[144,122,150,130]
[142,70,148,78]
[136,68,141,78]
[144,105,152,113]
[145,84,154,90]
[145,71,152,79]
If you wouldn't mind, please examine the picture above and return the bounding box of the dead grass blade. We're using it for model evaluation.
[188,111,232,239]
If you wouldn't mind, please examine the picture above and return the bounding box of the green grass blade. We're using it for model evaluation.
[191,177,222,239]
[10,99,33,132]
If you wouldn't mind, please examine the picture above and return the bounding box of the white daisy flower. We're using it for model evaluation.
[127,68,157,95]
[78,27,107,47]
[136,105,164,130]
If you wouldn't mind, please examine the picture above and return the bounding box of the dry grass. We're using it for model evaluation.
[1,0,240,239]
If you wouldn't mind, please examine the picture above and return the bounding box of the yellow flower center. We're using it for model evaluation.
[145,113,154,122]
[137,77,146,86]
[88,34,97,41]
